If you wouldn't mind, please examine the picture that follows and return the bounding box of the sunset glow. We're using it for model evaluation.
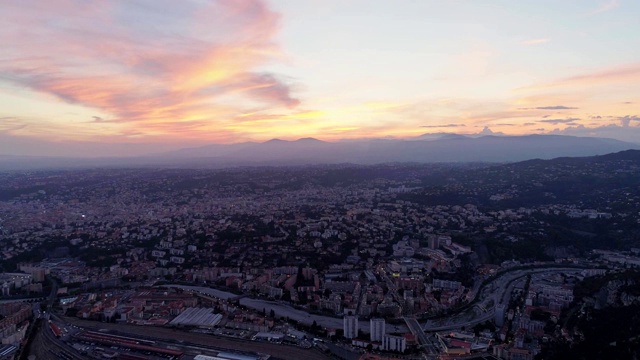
[1,0,639,156]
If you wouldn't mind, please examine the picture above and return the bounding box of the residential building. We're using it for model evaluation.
[370,318,385,342]
[343,315,358,339]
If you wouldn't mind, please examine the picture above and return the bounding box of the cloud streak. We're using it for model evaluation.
[420,124,463,128]
[538,118,581,125]
[520,63,640,91]
[0,117,28,133]
[535,105,578,110]
[0,0,299,139]
[518,105,578,110]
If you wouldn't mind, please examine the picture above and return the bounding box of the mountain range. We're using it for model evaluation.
[1,134,638,170]
[160,134,639,164]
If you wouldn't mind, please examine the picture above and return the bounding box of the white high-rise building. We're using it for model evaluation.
[370,318,385,342]
[343,315,358,339]
[383,334,406,352]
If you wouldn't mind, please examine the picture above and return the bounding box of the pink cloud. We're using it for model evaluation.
[520,63,640,91]
[0,0,299,133]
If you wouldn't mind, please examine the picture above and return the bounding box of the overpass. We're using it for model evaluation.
[404,317,440,355]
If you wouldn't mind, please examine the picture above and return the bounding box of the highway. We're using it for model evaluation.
[172,265,589,338]
[419,266,587,332]
[28,265,590,360]
[405,317,429,346]
[171,284,410,333]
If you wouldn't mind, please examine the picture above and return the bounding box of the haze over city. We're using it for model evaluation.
[4,2,640,359]
[1,0,640,157]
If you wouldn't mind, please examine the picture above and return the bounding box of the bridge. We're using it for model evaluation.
[404,317,440,355]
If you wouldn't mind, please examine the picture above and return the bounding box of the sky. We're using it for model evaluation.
[1,0,639,157]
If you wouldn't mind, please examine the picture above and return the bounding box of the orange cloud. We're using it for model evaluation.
[0,0,299,141]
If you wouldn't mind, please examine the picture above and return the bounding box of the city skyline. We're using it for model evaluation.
[1,0,639,157]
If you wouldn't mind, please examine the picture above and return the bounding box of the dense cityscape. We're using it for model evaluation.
[3,0,640,359]
[1,150,639,359]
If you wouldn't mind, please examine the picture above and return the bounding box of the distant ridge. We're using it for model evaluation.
[596,149,640,161]
[517,149,640,166]
[0,135,638,170]
[295,137,325,143]
[412,132,469,141]
[160,134,638,164]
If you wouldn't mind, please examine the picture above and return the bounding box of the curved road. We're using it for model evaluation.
[421,266,588,332]
[168,265,590,334]
[169,284,409,333]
